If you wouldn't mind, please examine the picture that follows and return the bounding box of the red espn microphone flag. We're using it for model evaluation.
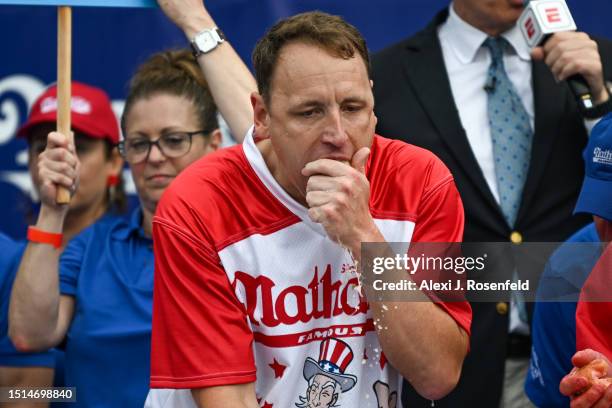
[518,0,576,48]
[518,0,599,110]
[0,0,156,202]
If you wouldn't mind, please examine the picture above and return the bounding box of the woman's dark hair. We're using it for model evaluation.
[121,49,219,136]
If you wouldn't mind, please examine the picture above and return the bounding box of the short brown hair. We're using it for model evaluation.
[252,11,371,102]
[121,49,219,136]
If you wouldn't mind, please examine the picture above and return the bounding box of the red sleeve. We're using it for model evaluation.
[576,246,612,360]
[411,166,472,338]
[150,215,256,389]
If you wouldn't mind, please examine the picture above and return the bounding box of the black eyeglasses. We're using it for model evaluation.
[118,130,208,164]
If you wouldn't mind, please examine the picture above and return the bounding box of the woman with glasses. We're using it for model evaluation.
[9,39,256,407]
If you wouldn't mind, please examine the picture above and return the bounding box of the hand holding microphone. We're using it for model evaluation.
[519,0,610,115]
[532,32,605,103]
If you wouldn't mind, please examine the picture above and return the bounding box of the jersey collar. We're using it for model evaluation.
[242,127,328,238]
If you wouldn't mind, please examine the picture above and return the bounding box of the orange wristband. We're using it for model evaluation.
[27,226,63,249]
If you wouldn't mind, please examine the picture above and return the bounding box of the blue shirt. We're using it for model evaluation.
[525,223,601,408]
[0,232,55,367]
[59,208,154,407]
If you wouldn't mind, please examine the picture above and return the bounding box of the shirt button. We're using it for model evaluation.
[510,231,523,244]
[496,302,509,315]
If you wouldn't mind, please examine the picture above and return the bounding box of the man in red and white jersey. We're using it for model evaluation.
[147,6,472,408]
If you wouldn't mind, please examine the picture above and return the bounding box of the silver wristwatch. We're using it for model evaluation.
[190,27,226,57]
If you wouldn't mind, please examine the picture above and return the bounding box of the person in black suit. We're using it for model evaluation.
[372,0,612,407]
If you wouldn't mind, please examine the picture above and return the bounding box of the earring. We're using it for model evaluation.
[107,174,120,207]
[107,175,119,187]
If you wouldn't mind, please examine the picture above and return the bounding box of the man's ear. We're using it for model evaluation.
[207,129,222,151]
[252,92,271,139]
[331,394,338,406]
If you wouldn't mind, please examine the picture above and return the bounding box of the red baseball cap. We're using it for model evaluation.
[17,81,120,144]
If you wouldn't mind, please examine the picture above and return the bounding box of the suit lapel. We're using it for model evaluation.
[401,10,502,217]
[516,60,566,223]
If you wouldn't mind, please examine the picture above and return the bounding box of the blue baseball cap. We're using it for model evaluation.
[574,113,612,222]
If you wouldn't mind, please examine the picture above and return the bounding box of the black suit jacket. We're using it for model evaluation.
[372,9,612,407]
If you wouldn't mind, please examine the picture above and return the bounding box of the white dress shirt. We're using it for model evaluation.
[438,3,534,204]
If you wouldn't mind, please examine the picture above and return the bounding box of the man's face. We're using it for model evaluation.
[307,374,339,408]
[253,42,376,205]
[454,0,525,36]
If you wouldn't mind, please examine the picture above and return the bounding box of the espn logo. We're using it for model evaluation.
[519,0,576,49]
[524,16,536,40]
[534,1,573,30]
[545,7,561,23]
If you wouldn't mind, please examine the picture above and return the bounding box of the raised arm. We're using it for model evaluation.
[158,0,257,141]
[9,131,76,352]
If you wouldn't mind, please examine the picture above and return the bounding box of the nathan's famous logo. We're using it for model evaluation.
[593,147,612,165]
[233,265,368,328]
[40,95,92,114]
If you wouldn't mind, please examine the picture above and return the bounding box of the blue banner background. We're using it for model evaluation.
[0,0,610,238]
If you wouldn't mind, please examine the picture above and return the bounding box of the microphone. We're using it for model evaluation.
[484,76,497,93]
[518,0,595,109]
